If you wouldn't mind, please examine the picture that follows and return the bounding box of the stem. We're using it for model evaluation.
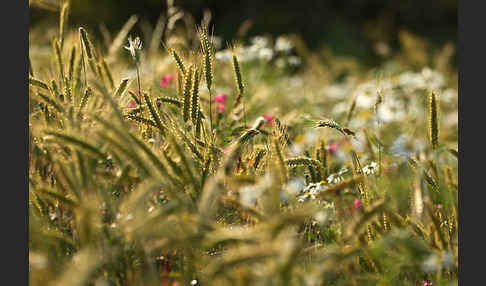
[376,106,382,178]
[242,95,247,129]
[136,63,144,136]
[208,87,214,143]
[136,63,142,95]
[80,34,87,89]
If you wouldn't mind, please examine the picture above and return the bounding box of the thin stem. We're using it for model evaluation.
[208,87,214,143]
[135,64,144,137]
[376,105,382,178]
[242,94,247,129]
[79,33,87,89]
[136,63,142,95]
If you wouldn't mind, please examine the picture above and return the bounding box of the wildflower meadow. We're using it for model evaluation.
[29,1,458,285]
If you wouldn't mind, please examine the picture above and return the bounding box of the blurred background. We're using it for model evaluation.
[29,0,457,66]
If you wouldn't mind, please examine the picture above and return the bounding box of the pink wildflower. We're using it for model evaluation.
[262,114,274,121]
[422,280,433,286]
[161,281,177,286]
[327,143,338,152]
[212,94,227,103]
[128,100,136,108]
[217,104,225,113]
[354,199,361,209]
[261,114,275,126]
[160,74,175,87]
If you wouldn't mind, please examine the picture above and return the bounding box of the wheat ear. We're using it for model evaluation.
[182,65,194,122]
[428,91,440,150]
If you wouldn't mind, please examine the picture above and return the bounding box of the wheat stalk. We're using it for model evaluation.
[231,47,246,127]
[190,67,201,125]
[169,48,186,76]
[29,77,50,91]
[53,39,65,80]
[428,91,440,150]
[182,65,194,122]
[58,1,70,49]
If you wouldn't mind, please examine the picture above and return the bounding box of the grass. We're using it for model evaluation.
[29,5,457,286]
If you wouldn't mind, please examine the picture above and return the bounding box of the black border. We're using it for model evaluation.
[458,0,485,284]
[3,1,29,285]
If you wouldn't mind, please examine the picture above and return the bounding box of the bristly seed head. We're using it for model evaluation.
[170,48,186,76]
[182,65,194,122]
[428,91,440,150]
[199,26,213,91]
[231,47,244,96]
[314,118,347,136]
[190,68,201,125]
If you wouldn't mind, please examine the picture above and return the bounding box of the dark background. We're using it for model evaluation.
[30,0,457,64]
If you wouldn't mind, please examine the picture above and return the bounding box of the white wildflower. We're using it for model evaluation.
[327,167,348,183]
[287,56,302,66]
[297,181,327,202]
[250,36,270,49]
[362,162,378,175]
[421,67,445,90]
[398,71,426,91]
[124,36,143,63]
[49,211,57,221]
[275,36,293,53]
[258,47,274,61]
[215,49,232,62]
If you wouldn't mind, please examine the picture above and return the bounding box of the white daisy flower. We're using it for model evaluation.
[362,162,378,175]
